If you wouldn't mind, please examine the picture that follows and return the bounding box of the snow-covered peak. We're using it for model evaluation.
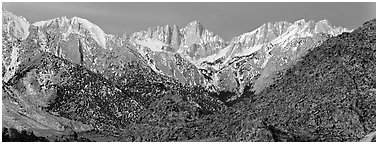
[270,19,350,46]
[32,16,107,48]
[318,19,330,25]
[233,20,292,43]
[314,19,351,35]
[70,17,107,47]
[225,20,292,58]
[130,20,226,61]
[198,19,350,68]
[294,19,306,26]
[182,20,204,38]
[3,10,31,40]
[187,20,202,28]
[32,17,71,28]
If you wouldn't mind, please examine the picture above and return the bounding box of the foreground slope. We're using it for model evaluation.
[232,19,376,141]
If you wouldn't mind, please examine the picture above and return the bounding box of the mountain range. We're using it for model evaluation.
[2,9,375,142]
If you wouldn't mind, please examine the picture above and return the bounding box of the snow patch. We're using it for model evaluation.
[271,25,299,45]
[261,54,271,68]
[33,19,57,27]
[253,59,259,64]
[4,46,21,82]
[197,45,230,63]
[222,44,239,65]
[291,46,298,51]
[148,59,165,75]
[133,38,168,52]
[234,44,263,57]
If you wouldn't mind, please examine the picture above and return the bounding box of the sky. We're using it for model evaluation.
[2,2,376,41]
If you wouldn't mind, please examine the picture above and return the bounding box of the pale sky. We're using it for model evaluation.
[3,2,376,41]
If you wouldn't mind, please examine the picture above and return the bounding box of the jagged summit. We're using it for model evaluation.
[185,20,203,29]
[183,20,205,41]
[130,19,226,61]
[318,19,330,24]
[187,20,203,27]
[293,19,306,25]
[131,18,350,58]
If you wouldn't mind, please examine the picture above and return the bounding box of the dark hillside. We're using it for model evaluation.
[233,19,376,141]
